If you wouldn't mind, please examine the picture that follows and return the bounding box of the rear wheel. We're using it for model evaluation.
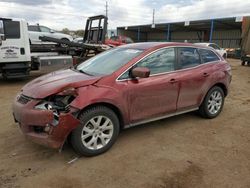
[199,86,225,118]
[71,106,120,156]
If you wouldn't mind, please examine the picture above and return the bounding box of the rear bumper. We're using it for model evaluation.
[12,95,80,149]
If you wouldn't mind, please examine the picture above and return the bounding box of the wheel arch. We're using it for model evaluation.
[64,102,124,150]
[77,102,124,130]
[212,82,228,96]
[61,37,70,41]
[199,82,228,107]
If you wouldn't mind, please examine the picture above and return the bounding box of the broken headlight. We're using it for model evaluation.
[34,87,78,112]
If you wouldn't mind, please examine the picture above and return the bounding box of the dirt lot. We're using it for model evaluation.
[0,59,249,188]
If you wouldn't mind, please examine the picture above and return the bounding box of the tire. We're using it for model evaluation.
[223,54,227,58]
[199,86,225,119]
[71,106,120,156]
[241,61,245,66]
[60,38,70,47]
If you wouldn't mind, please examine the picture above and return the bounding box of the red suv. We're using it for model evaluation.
[12,42,232,156]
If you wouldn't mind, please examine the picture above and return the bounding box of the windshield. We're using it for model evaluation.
[76,48,143,76]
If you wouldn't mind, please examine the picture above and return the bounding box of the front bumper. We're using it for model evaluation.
[12,95,80,149]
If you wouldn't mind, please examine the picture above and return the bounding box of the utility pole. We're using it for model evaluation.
[105,1,108,18]
[152,8,155,25]
[105,1,108,31]
[152,8,155,28]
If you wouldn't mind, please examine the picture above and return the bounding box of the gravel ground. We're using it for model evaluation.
[0,59,249,188]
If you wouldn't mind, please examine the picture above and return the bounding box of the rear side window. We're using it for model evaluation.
[178,47,200,69]
[4,21,20,39]
[28,25,40,32]
[199,49,220,63]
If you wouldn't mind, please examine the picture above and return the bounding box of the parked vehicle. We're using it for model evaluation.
[28,24,73,45]
[195,42,227,58]
[12,42,232,156]
[0,18,73,79]
[241,16,250,66]
[73,37,83,44]
[105,35,134,47]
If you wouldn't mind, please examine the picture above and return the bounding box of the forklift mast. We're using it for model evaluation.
[83,15,107,44]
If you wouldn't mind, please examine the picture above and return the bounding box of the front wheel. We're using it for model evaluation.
[71,106,120,156]
[199,86,225,119]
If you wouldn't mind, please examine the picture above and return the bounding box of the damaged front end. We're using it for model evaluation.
[35,88,78,126]
[13,87,81,149]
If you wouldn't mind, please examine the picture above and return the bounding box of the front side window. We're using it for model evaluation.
[3,21,20,39]
[77,48,143,76]
[199,49,220,63]
[178,47,200,69]
[136,47,176,75]
[28,25,40,32]
[40,26,50,33]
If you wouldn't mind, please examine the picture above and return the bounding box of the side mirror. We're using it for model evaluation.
[131,67,150,78]
[50,29,55,33]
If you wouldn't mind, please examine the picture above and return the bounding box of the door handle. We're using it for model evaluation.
[203,72,209,77]
[169,78,178,84]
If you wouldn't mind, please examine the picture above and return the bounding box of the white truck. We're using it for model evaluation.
[0,18,72,79]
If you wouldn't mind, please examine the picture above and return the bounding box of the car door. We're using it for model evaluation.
[175,47,209,110]
[123,47,179,123]
[28,25,41,44]
[176,47,222,111]
[39,26,54,38]
[0,19,30,63]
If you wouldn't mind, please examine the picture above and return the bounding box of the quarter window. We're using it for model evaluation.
[199,49,220,63]
[136,48,176,75]
[178,47,200,69]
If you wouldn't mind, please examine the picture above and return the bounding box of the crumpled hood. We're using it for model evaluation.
[22,69,102,98]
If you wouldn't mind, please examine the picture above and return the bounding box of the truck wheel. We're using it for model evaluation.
[71,106,120,156]
[199,86,225,119]
[241,61,246,66]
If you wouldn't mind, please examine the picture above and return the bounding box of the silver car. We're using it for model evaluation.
[28,25,73,45]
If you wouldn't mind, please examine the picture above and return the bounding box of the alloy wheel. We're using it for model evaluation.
[81,116,114,150]
[207,90,222,115]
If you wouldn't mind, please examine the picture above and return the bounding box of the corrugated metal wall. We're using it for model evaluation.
[212,30,241,48]
[117,29,147,42]
[118,28,241,48]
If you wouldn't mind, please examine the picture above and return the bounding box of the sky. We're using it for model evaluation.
[0,0,250,30]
